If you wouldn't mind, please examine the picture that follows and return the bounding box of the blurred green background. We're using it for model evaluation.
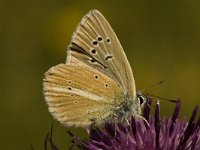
[1,0,200,149]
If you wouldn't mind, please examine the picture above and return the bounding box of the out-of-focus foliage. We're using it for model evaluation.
[0,0,200,149]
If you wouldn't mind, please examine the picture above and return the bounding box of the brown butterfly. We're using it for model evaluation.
[43,10,146,128]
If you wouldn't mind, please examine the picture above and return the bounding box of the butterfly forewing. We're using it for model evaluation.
[43,64,124,127]
[67,10,136,100]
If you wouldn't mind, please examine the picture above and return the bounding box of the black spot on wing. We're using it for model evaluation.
[106,37,111,43]
[92,40,98,46]
[91,49,96,54]
[105,83,108,87]
[97,36,103,41]
[94,75,99,79]
[105,55,113,60]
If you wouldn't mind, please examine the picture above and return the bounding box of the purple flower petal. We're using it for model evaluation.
[43,99,200,150]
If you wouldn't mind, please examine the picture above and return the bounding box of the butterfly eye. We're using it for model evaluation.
[105,83,108,87]
[138,95,145,105]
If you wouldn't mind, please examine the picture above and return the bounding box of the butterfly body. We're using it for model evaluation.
[43,10,142,127]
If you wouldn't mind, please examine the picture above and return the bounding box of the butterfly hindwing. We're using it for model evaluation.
[43,64,124,127]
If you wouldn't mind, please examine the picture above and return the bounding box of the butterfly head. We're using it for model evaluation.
[136,91,148,108]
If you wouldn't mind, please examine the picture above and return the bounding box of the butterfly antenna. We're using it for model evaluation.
[141,80,164,92]
[141,81,178,103]
[147,93,178,103]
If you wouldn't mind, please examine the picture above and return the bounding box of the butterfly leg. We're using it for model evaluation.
[125,118,131,146]
[134,114,150,127]
[114,120,117,139]
[86,121,96,135]
[112,114,119,139]
[86,126,91,134]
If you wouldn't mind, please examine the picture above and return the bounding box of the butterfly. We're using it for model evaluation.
[43,9,146,128]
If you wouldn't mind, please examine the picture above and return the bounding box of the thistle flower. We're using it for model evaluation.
[69,99,200,150]
[45,98,200,150]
